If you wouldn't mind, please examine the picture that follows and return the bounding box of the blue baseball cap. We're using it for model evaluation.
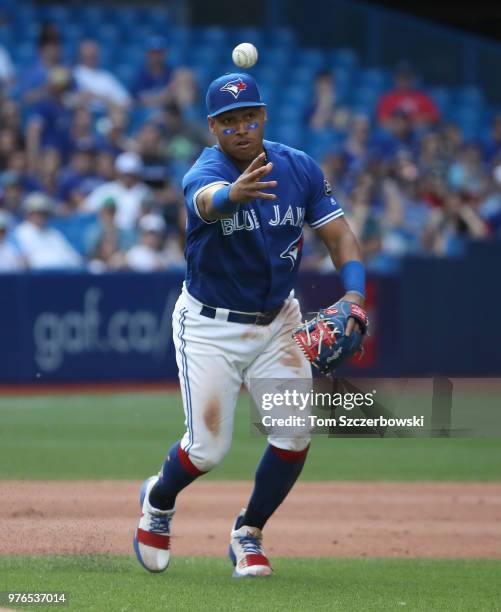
[206,72,266,118]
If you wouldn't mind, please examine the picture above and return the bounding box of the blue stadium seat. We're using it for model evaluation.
[277,103,304,124]
[330,48,359,71]
[452,105,482,125]
[190,65,214,93]
[113,64,137,91]
[428,86,450,115]
[38,5,71,26]
[121,44,145,69]
[297,48,326,73]
[145,6,170,29]
[78,7,106,29]
[273,125,304,149]
[289,66,315,87]
[282,85,310,106]
[358,68,388,92]
[114,8,143,30]
[230,27,263,49]
[197,26,227,47]
[353,86,379,110]
[167,46,186,68]
[267,27,296,48]
[13,21,38,44]
[304,128,342,160]
[12,43,36,69]
[254,65,279,85]
[257,84,276,109]
[260,47,290,71]
[95,24,120,46]
[127,25,157,45]
[168,27,191,51]
[0,28,13,49]
[186,45,221,68]
[456,85,484,108]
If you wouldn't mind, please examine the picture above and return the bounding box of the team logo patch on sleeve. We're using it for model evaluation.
[220,78,248,99]
[324,179,332,196]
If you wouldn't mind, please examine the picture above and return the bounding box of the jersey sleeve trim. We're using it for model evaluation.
[309,209,344,229]
[192,180,230,225]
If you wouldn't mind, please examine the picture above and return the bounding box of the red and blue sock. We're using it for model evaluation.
[148,441,205,510]
[242,443,309,530]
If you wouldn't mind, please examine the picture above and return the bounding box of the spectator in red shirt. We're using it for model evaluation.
[377,62,440,127]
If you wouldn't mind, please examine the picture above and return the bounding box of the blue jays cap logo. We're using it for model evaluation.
[207,72,265,117]
[220,78,248,99]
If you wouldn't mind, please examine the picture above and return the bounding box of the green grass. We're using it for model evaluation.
[0,391,500,481]
[0,556,500,611]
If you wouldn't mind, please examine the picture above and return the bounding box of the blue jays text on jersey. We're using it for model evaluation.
[182,140,344,313]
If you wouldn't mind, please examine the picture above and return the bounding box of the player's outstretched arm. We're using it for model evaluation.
[197,152,277,221]
[315,216,365,335]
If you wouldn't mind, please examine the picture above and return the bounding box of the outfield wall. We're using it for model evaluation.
[2,242,500,383]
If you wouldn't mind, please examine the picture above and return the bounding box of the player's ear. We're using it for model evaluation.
[207,116,216,135]
[262,107,267,122]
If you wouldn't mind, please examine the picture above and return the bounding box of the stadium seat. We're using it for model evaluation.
[12,43,35,69]
[197,26,227,47]
[143,6,170,31]
[353,86,379,110]
[261,47,290,71]
[358,68,388,91]
[282,85,310,106]
[268,122,303,148]
[304,127,342,160]
[277,103,304,124]
[78,7,106,29]
[456,85,484,107]
[330,48,359,71]
[115,64,137,90]
[167,46,186,68]
[428,86,450,115]
[168,27,191,50]
[298,48,326,72]
[268,27,296,48]
[231,27,263,49]
[38,4,70,25]
[289,66,315,87]
[186,45,221,68]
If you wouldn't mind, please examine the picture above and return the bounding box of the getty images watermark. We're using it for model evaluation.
[255,384,425,436]
[249,377,501,438]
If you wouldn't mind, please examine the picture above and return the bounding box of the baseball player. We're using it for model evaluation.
[134,72,367,577]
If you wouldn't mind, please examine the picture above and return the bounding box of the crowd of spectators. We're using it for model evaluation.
[0,22,500,275]
[303,61,501,271]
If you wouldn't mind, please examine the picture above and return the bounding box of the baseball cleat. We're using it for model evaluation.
[228,509,272,578]
[133,475,175,573]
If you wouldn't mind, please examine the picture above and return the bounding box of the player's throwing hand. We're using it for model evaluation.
[229,152,277,202]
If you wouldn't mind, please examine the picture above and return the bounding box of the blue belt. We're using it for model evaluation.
[199,303,283,326]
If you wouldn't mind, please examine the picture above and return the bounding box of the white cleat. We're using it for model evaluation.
[133,476,175,573]
[228,509,272,578]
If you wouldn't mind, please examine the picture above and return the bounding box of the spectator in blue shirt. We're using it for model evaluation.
[132,36,173,109]
[57,144,104,213]
[25,67,74,171]
[16,24,64,105]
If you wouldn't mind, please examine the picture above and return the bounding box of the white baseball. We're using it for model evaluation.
[232,43,258,69]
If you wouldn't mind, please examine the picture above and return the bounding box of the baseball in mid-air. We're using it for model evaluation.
[232,43,258,68]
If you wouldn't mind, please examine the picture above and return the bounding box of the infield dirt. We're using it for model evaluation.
[2,481,500,558]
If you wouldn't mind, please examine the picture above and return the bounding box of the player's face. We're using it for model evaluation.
[209,107,266,163]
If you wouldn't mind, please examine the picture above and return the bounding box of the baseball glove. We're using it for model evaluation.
[292,300,368,375]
